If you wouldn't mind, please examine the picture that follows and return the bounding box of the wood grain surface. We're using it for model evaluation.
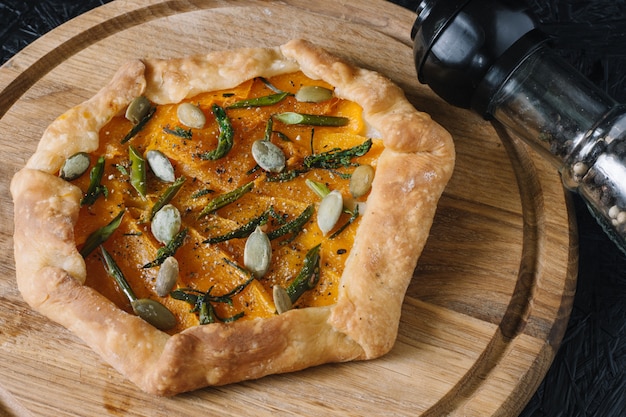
[0,0,578,416]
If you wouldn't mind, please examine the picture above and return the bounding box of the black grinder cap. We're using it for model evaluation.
[411,0,548,118]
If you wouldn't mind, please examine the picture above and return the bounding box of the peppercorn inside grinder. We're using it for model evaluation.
[412,0,626,254]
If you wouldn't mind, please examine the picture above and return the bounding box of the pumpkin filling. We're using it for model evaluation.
[67,71,383,334]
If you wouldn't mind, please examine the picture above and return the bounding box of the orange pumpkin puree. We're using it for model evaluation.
[71,72,383,333]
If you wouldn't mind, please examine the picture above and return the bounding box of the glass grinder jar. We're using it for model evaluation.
[412,0,626,254]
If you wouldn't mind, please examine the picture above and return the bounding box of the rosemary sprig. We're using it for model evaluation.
[258,77,285,94]
[275,131,292,142]
[274,112,349,126]
[114,163,128,176]
[203,208,271,244]
[170,260,255,324]
[101,245,176,330]
[198,104,233,160]
[129,145,147,199]
[263,117,273,141]
[191,188,214,199]
[267,204,314,242]
[79,210,124,258]
[285,244,321,303]
[121,105,156,144]
[171,288,245,324]
[330,203,360,239]
[143,228,188,268]
[265,168,308,182]
[163,125,192,139]
[197,181,254,219]
[246,165,261,176]
[100,246,136,302]
[304,138,372,170]
[80,156,108,206]
[227,92,291,109]
[149,176,186,220]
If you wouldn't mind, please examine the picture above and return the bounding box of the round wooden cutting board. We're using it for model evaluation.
[0,0,577,416]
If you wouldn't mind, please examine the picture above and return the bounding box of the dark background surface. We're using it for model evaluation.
[2,1,626,416]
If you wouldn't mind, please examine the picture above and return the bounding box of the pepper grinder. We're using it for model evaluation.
[412,0,626,254]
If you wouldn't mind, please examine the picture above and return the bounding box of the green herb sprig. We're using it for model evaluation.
[227,92,291,109]
[274,112,349,127]
[330,203,360,239]
[163,125,192,139]
[285,244,321,303]
[143,228,188,268]
[79,210,125,258]
[267,204,314,243]
[170,260,255,324]
[204,208,270,244]
[80,156,108,206]
[198,104,234,160]
[304,138,372,170]
[101,246,176,330]
[129,146,147,199]
[197,181,254,219]
[265,168,308,183]
[191,188,214,199]
[121,106,156,144]
[258,77,285,94]
[149,176,186,220]
[203,206,283,244]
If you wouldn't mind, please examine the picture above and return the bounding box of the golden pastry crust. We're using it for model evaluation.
[11,39,454,396]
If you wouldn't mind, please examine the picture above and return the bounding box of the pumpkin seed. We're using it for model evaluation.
[146,149,175,182]
[60,152,91,181]
[251,140,286,173]
[177,102,206,129]
[349,164,375,198]
[130,299,177,331]
[295,85,333,103]
[273,285,293,314]
[155,256,179,297]
[610,205,621,219]
[151,204,181,245]
[317,190,343,236]
[125,96,152,125]
[244,226,272,278]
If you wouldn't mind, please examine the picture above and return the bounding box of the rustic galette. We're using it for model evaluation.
[10,39,454,396]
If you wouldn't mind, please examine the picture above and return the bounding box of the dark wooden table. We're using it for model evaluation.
[2,1,626,416]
